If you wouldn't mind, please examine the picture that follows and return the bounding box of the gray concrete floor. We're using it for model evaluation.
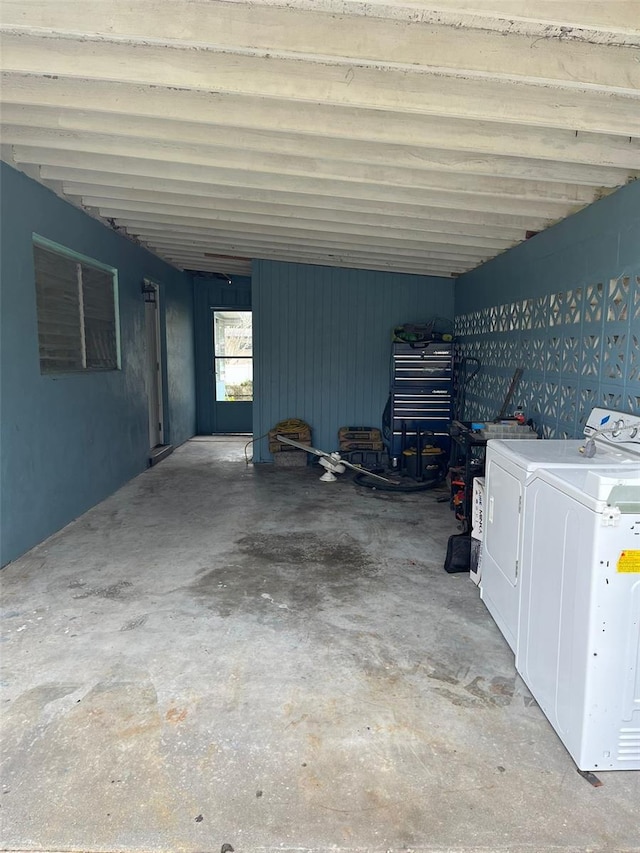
[1,438,639,853]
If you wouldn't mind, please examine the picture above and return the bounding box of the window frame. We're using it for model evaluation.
[212,309,253,403]
[32,234,121,375]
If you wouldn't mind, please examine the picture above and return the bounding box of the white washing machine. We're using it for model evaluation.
[481,408,640,654]
[518,465,640,771]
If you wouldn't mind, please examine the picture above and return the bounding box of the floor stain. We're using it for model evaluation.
[487,675,517,704]
[426,672,518,710]
[120,614,149,631]
[1,675,180,840]
[165,706,188,723]
[73,580,134,600]
[426,664,460,686]
[190,531,379,616]
[433,686,480,708]
[463,674,515,707]
[236,532,374,576]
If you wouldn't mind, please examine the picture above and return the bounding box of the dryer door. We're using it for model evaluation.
[485,461,522,585]
[480,458,523,653]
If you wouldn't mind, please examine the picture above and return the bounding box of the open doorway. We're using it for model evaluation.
[212,309,253,434]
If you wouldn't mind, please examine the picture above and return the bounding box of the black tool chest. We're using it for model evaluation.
[387,341,454,460]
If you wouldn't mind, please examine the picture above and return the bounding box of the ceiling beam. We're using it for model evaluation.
[113,221,489,264]
[133,219,491,251]
[82,198,505,245]
[189,263,252,275]
[138,247,480,275]
[4,74,638,170]
[161,249,464,277]
[63,185,524,243]
[116,233,492,267]
[3,127,601,203]
[2,33,638,136]
[4,104,636,188]
[13,149,581,218]
[79,198,514,250]
[155,250,473,276]
[2,1,638,89]
[134,229,475,262]
[40,167,557,231]
[160,0,640,43]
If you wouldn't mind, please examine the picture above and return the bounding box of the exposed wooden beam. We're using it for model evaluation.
[2,33,638,136]
[176,0,640,43]
[188,261,252,275]
[64,186,523,243]
[4,74,638,170]
[4,104,636,188]
[13,148,581,218]
[157,252,472,276]
[2,0,638,89]
[120,233,492,266]
[113,221,490,264]
[80,199,515,251]
[161,249,463,276]
[3,127,603,204]
[49,172,554,231]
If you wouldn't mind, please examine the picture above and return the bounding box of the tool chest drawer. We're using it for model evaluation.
[391,342,453,383]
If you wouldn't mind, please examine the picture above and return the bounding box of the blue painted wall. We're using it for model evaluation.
[252,260,454,460]
[454,181,640,437]
[193,274,251,434]
[0,163,196,566]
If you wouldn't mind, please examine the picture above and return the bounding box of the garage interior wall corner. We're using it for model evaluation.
[0,162,196,567]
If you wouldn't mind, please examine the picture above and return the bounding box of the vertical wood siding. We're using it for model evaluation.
[253,261,454,460]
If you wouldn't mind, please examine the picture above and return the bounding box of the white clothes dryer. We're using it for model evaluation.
[480,407,640,654]
[518,465,640,771]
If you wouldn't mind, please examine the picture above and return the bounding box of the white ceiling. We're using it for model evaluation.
[1,1,639,278]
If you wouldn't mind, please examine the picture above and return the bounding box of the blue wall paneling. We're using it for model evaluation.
[252,260,454,460]
[0,163,196,567]
[4,160,637,564]
[454,181,640,436]
[193,274,252,434]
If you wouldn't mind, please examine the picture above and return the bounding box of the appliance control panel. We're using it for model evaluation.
[584,407,640,450]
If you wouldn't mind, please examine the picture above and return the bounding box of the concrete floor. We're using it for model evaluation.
[1,438,639,853]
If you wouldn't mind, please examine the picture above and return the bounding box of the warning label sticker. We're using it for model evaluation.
[617,550,640,573]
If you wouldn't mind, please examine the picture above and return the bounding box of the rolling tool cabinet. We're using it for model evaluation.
[385,341,454,462]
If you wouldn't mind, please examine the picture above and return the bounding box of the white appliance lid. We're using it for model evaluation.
[532,465,640,510]
[487,438,637,471]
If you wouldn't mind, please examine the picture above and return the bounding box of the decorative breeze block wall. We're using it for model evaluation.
[454,275,640,438]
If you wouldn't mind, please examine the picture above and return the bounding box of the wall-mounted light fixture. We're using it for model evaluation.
[141,281,157,303]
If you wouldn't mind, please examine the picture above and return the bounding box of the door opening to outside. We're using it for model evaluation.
[212,310,253,434]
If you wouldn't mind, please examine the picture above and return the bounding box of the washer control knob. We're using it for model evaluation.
[612,418,625,438]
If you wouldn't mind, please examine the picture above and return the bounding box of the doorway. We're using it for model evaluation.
[143,281,165,450]
[212,310,253,433]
